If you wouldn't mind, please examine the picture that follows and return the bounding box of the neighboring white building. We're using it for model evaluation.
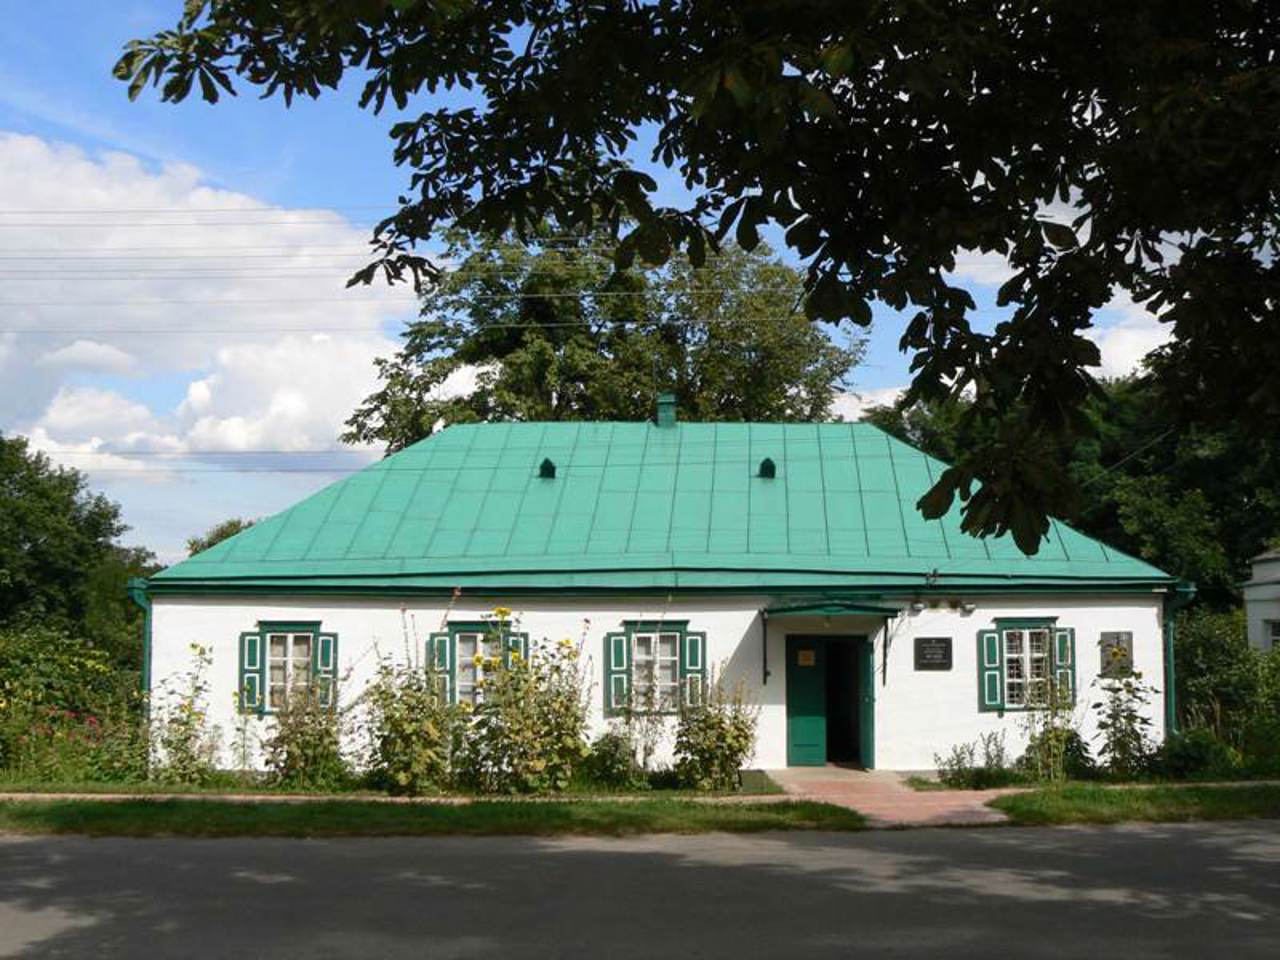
[134,398,1188,771]
[1243,548,1280,652]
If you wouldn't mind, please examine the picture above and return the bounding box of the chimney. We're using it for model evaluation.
[655,392,677,428]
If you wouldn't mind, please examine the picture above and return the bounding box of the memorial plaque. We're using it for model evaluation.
[1100,631,1134,677]
[914,637,952,671]
[796,649,816,667]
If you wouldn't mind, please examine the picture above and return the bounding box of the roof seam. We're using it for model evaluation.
[850,425,871,556]
[458,422,512,558]
[420,426,482,559]
[496,421,547,559]
[886,431,912,558]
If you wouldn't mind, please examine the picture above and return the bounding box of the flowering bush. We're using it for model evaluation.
[582,728,648,790]
[455,620,589,794]
[151,644,220,785]
[1092,672,1158,779]
[673,673,758,791]
[363,658,456,795]
[262,682,352,791]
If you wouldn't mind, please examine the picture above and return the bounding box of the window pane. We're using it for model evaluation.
[1004,630,1024,655]
[292,634,312,659]
[270,664,286,685]
[658,633,679,659]
[633,634,654,660]
[269,684,285,708]
[1028,630,1049,656]
[658,660,678,684]
[269,635,287,659]
[1006,681,1025,706]
[1006,659,1025,680]
[457,634,478,660]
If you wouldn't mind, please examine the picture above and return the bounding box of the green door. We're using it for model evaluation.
[786,636,827,766]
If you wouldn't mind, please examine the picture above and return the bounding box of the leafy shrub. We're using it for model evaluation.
[1092,673,1157,779]
[151,644,220,786]
[673,674,758,791]
[1175,609,1262,745]
[935,732,1026,789]
[262,683,351,791]
[1241,715,1280,776]
[581,729,647,791]
[1018,728,1095,782]
[1150,727,1240,780]
[363,659,455,795]
[455,632,589,794]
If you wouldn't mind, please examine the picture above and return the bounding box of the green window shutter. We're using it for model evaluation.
[604,632,630,716]
[977,630,1003,712]
[314,632,338,707]
[429,632,454,703]
[238,632,264,714]
[503,632,529,667]
[1053,627,1076,704]
[681,631,707,706]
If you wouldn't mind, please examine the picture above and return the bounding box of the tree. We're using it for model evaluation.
[865,377,1280,605]
[118,3,1280,552]
[0,434,127,629]
[186,517,255,557]
[344,231,862,451]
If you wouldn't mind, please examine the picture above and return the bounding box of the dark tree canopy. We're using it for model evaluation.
[186,517,256,557]
[344,230,862,450]
[118,2,1280,552]
[865,377,1280,606]
[0,435,156,666]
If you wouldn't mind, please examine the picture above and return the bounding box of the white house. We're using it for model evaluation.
[133,396,1189,771]
[1243,548,1280,651]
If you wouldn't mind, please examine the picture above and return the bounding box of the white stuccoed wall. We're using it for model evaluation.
[149,591,1167,772]
[1244,582,1280,651]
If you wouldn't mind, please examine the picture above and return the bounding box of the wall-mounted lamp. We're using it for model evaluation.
[960,601,977,615]
[909,600,926,614]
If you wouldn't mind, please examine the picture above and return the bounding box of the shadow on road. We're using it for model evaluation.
[1,822,1278,958]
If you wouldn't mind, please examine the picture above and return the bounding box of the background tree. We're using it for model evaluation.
[186,517,255,557]
[119,3,1280,552]
[865,376,1280,606]
[345,232,862,451]
[0,434,157,669]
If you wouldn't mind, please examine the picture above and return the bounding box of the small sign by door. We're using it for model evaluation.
[914,637,953,671]
[796,648,816,667]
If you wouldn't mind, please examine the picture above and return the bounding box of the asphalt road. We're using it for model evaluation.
[2,822,1278,958]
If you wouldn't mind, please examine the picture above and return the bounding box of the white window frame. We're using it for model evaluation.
[453,630,502,706]
[1002,627,1052,708]
[631,630,681,712]
[266,631,313,710]
[1267,620,1280,651]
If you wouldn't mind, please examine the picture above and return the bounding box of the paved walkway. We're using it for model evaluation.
[769,767,1020,827]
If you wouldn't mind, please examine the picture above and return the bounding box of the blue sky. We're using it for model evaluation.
[0,2,1166,563]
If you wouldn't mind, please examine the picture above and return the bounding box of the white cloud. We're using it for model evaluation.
[1088,290,1171,379]
[832,386,907,421]
[0,131,417,555]
[38,339,137,375]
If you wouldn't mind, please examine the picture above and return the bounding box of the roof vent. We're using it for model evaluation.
[539,458,556,479]
[655,392,677,428]
[758,457,776,479]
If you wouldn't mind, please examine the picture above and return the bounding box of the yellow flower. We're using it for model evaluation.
[472,654,485,667]
[493,606,512,618]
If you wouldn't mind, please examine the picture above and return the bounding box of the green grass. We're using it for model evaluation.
[0,797,865,838]
[990,783,1280,826]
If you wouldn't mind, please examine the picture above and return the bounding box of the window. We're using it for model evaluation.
[977,621,1074,713]
[603,622,706,715]
[239,622,337,714]
[428,622,529,705]
[267,630,313,709]
[1267,621,1280,651]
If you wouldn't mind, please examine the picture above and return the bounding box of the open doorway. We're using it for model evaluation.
[826,638,862,765]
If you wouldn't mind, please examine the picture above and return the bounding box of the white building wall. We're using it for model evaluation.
[149,591,1167,773]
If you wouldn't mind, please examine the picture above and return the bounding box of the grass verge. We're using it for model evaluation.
[990,783,1280,825]
[0,797,864,838]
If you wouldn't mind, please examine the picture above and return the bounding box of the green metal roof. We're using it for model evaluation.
[152,420,1174,593]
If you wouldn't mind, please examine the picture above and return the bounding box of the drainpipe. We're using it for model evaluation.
[126,577,152,703]
[1163,581,1197,737]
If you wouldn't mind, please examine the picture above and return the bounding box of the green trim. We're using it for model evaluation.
[256,620,322,631]
[622,619,690,629]
[992,617,1059,627]
[766,598,900,617]
[126,578,151,699]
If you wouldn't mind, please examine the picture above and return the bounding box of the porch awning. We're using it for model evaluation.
[764,598,901,618]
